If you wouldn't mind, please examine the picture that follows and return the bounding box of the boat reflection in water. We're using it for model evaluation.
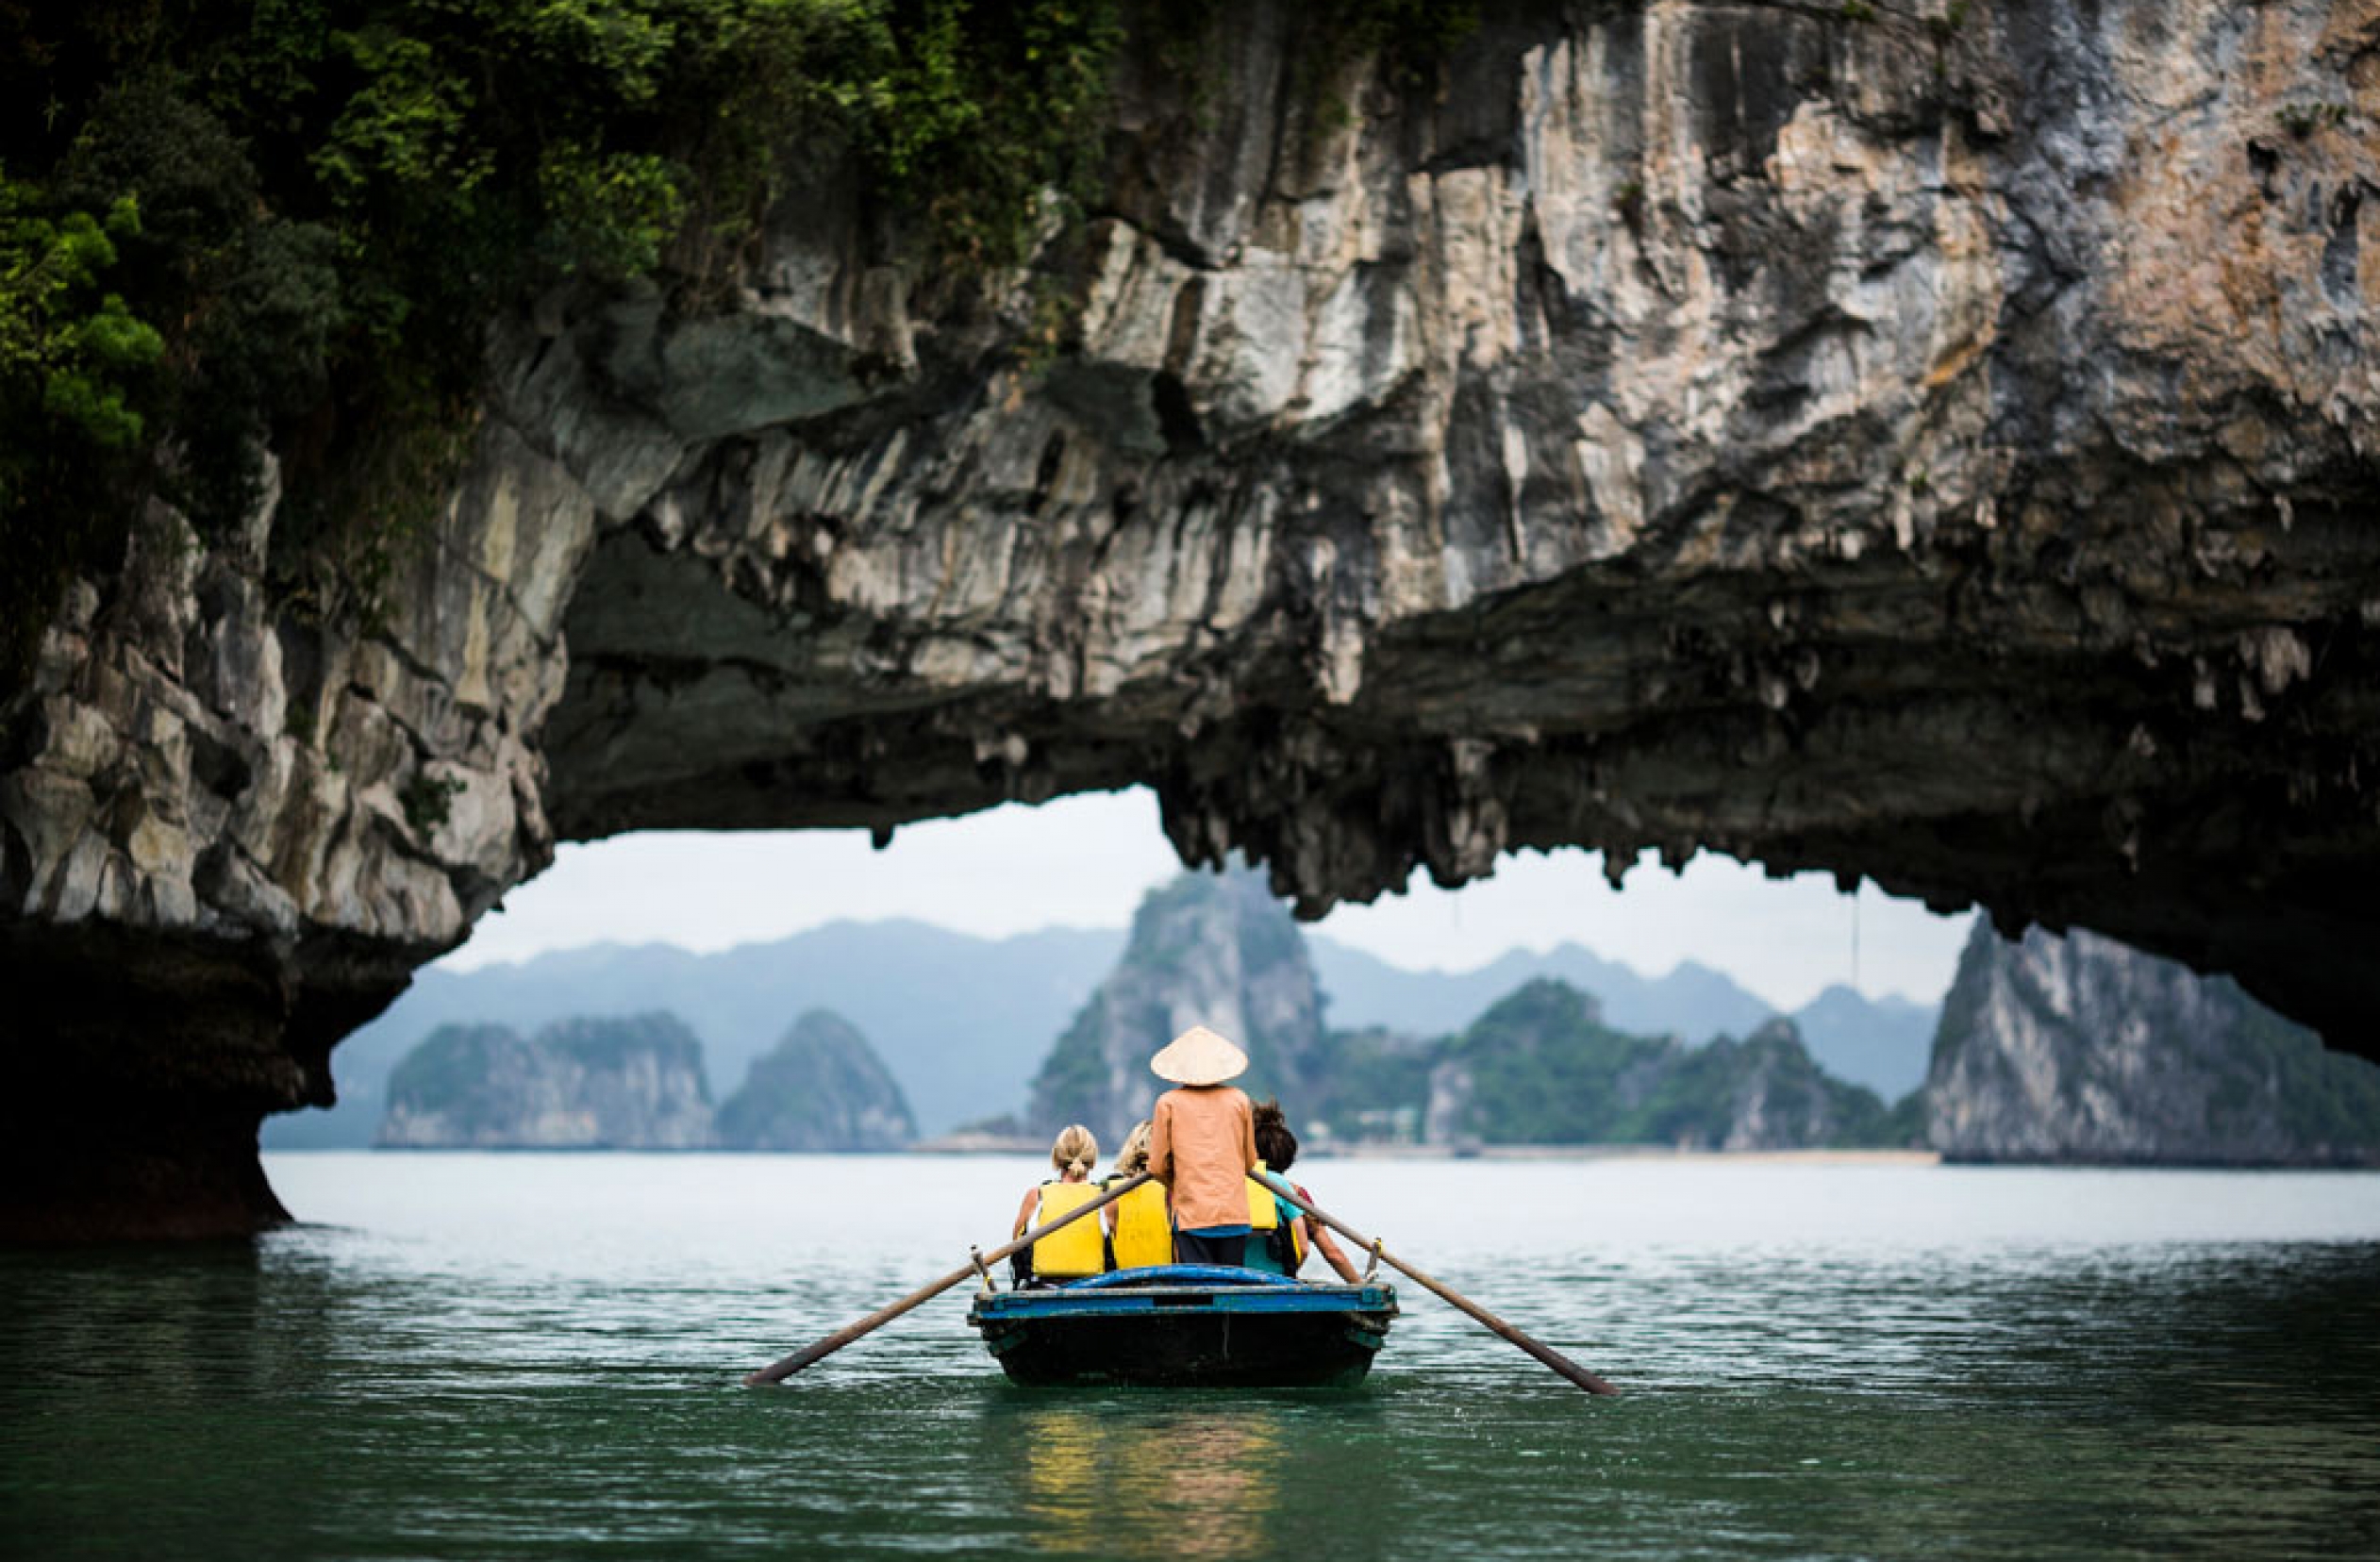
[1017,1403,1286,1561]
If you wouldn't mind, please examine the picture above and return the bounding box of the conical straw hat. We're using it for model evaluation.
[1150,1024,1248,1087]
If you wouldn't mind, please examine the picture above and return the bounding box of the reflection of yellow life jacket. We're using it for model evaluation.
[1032,1180,1106,1278]
[1108,1177,1171,1269]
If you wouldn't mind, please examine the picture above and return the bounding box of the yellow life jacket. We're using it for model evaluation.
[1032,1180,1106,1278]
[1108,1177,1172,1270]
[1244,1159,1279,1231]
[1245,1164,1308,1271]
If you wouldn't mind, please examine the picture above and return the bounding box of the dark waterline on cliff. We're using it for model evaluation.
[5,1156,2380,1559]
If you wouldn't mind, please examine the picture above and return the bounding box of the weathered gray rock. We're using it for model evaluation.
[1027,867,1323,1145]
[715,1009,916,1152]
[378,1014,714,1150]
[1926,922,2380,1165]
[5,0,2379,1234]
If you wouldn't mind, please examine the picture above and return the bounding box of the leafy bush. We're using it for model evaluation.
[1,1,1485,690]
[0,0,1140,686]
[0,174,164,675]
[399,769,466,836]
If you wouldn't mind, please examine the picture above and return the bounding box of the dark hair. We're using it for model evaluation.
[1252,1097,1297,1172]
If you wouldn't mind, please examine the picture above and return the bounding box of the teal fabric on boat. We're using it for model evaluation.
[1241,1190,1304,1273]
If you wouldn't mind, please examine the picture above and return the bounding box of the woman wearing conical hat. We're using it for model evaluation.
[1145,1024,1259,1269]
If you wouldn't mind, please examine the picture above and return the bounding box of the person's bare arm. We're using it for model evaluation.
[1308,1217,1361,1283]
[1011,1186,1040,1239]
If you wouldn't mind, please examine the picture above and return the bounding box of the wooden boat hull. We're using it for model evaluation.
[966,1265,1397,1388]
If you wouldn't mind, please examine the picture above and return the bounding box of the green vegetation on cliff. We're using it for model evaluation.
[382,1023,547,1142]
[1020,867,1907,1152]
[1,1,1485,688]
[0,0,1119,680]
[1316,979,1914,1151]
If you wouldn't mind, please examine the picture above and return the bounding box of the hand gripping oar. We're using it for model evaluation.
[742,1172,1154,1386]
[1265,1176,1619,1396]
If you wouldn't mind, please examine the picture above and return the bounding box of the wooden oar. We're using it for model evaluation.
[743,1172,1154,1386]
[1263,1175,1619,1396]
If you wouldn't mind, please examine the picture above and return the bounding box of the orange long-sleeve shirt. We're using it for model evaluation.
[1149,1084,1257,1231]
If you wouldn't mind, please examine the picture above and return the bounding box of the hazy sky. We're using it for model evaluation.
[446,788,1973,1010]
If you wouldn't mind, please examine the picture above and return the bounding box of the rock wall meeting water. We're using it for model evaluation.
[5,1,2378,1236]
[379,1015,715,1151]
[376,1007,916,1152]
[1926,922,2380,1166]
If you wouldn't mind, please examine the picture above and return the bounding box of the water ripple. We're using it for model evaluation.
[4,1155,2378,1558]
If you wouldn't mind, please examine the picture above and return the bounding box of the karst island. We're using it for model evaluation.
[4,3,2378,1556]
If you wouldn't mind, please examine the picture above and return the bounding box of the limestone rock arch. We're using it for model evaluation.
[5,0,2377,1236]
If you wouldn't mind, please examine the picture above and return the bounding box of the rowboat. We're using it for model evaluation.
[966,1264,1399,1388]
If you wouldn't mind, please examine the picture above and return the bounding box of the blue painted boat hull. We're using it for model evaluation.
[966,1265,1398,1388]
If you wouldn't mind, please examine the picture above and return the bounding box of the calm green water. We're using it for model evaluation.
[6,1155,2380,1560]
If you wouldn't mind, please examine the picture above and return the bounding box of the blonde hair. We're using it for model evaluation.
[1050,1124,1098,1179]
[1113,1120,1152,1176]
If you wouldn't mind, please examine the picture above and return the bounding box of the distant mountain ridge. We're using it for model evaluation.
[270,899,1939,1148]
[271,921,1123,1146]
[304,875,2380,1166]
[1310,940,1937,1099]
[1418,980,1911,1150]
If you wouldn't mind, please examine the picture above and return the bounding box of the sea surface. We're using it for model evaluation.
[5,1154,2380,1560]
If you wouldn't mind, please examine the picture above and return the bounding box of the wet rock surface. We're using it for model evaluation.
[4,0,2378,1234]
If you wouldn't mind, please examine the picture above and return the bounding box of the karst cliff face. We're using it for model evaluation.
[1926,922,2380,1165]
[1028,869,1323,1146]
[377,1015,715,1151]
[4,0,2377,1236]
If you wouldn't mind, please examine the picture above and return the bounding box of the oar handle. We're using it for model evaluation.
[1260,1175,1619,1397]
[743,1172,1155,1386]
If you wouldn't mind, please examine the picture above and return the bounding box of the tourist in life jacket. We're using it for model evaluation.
[1146,1024,1259,1268]
[1105,1120,1172,1271]
[1246,1099,1362,1282]
[1011,1124,1105,1287]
